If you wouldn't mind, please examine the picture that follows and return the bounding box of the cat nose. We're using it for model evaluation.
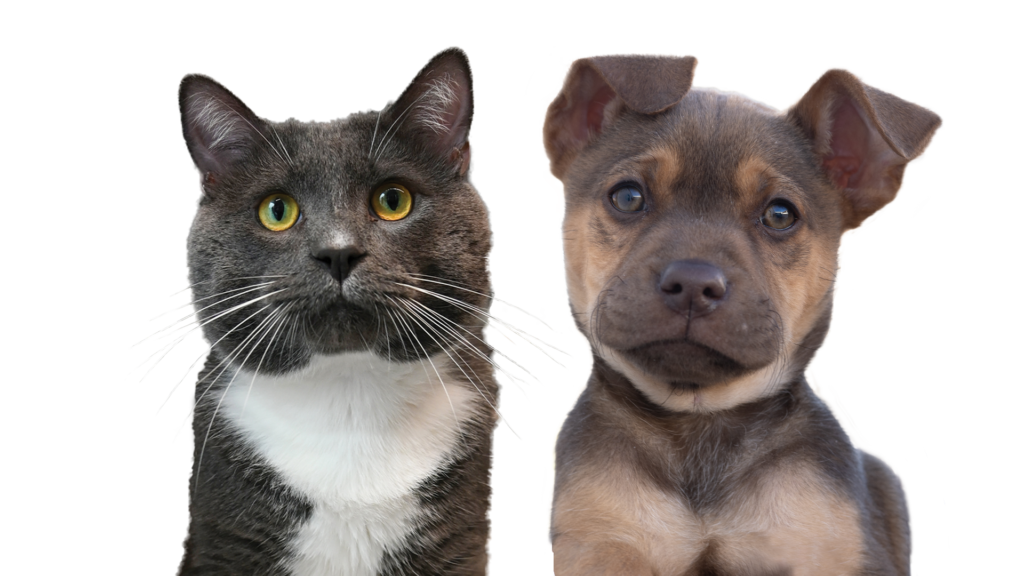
[313,246,365,284]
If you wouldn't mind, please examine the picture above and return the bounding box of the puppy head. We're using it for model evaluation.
[544,56,940,412]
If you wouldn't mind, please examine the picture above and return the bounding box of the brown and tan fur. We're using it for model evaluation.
[544,56,940,575]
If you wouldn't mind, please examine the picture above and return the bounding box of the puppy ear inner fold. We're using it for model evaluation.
[788,70,941,230]
[543,55,697,180]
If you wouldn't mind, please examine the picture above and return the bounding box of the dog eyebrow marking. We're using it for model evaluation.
[589,144,684,208]
[640,145,685,198]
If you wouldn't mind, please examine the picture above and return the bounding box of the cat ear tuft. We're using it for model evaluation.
[384,48,474,174]
[179,75,265,177]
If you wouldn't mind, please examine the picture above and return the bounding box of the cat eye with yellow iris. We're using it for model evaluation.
[371,183,413,221]
[258,193,300,231]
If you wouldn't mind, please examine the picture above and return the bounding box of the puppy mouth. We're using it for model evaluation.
[616,337,748,386]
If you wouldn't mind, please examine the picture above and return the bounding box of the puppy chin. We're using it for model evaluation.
[601,348,793,413]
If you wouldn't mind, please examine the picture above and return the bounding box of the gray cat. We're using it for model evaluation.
[176,48,497,575]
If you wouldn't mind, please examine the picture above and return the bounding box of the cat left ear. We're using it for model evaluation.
[381,48,474,175]
[179,75,267,179]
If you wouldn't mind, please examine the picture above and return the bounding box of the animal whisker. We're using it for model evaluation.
[393,295,520,438]
[138,280,281,345]
[407,273,555,330]
[396,281,565,364]
[372,91,432,161]
[368,110,382,160]
[241,303,294,413]
[152,301,278,416]
[385,296,465,440]
[136,289,287,383]
[397,293,531,387]
[383,307,410,359]
[152,279,285,321]
[194,305,287,489]
[190,303,283,418]
[165,274,288,297]
[268,124,295,166]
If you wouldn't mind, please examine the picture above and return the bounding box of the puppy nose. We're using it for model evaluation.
[659,260,728,316]
[313,246,365,284]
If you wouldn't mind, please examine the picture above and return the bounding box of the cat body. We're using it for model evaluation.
[177,49,496,575]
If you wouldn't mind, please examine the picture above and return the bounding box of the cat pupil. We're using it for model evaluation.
[385,189,400,211]
[271,199,285,221]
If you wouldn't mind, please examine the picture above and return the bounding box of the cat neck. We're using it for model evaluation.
[221,351,478,506]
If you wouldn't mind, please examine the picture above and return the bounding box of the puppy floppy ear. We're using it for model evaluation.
[787,70,941,229]
[544,55,697,179]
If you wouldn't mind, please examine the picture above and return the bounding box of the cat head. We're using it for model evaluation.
[179,48,490,374]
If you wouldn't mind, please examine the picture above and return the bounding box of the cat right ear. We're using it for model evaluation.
[377,48,474,176]
[179,75,266,180]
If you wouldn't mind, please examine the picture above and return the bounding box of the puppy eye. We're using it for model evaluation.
[610,186,645,213]
[761,202,797,230]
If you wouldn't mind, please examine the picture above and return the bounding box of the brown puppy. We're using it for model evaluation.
[543,56,939,576]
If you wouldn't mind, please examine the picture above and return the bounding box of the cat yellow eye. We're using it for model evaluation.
[371,184,413,221]
[258,194,300,231]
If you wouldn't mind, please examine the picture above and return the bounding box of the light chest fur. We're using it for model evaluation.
[221,352,478,576]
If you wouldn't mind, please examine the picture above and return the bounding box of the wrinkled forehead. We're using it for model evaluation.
[565,89,817,209]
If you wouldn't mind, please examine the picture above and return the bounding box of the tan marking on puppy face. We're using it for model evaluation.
[737,155,847,393]
[567,146,841,414]
[563,145,684,337]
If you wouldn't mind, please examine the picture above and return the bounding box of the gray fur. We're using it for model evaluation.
[176,48,497,575]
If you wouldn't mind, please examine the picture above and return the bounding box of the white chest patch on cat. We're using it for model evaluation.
[222,352,479,576]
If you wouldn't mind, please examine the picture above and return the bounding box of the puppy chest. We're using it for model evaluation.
[647,463,864,569]
[557,465,865,575]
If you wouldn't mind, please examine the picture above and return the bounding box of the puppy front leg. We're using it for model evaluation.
[552,536,654,576]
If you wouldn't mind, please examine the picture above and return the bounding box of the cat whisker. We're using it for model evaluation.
[285,310,302,366]
[190,303,284,416]
[407,273,556,330]
[397,295,497,389]
[396,281,565,367]
[395,297,515,436]
[146,280,278,325]
[168,274,291,297]
[401,295,548,393]
[403,301,536,412]
[264,301,296,362]
[385,296,464,440]
[135,289,288,381]
[195,306,287,489]
[268,125,295,167]
[153,301,278,416]
[241,304,294,414]
[373,91,431,161]
[368,110,382,160]
[140,279,286,344]
[383,307,410,359]
[373,303,392,366]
